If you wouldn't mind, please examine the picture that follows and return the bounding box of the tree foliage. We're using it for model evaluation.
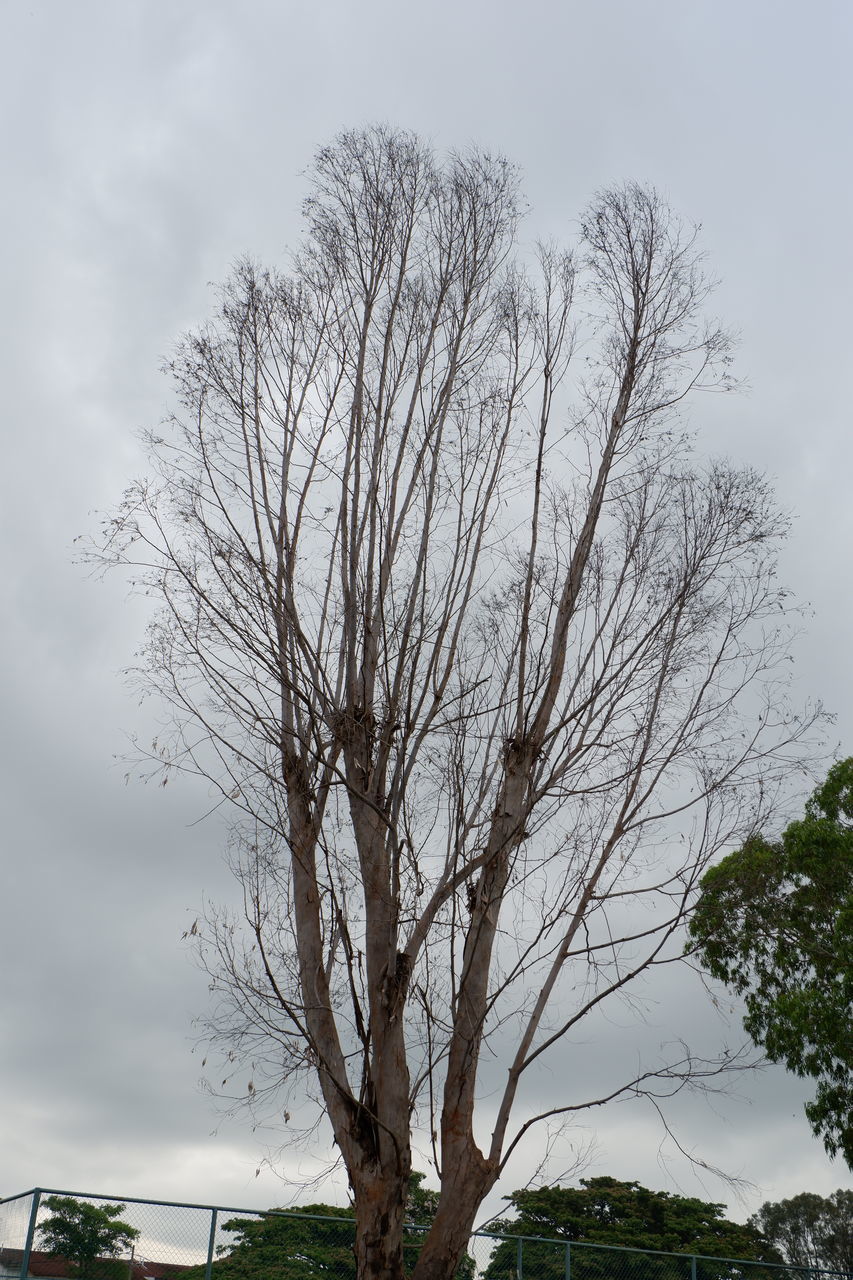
[187,1203,356,1280]
[37,1197,139,1280]
[748,1191,853,1275]
[689,759,853,1166]
[97,123,816,1280]
[483,1178,774,1280]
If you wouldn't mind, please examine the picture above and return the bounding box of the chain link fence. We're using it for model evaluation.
[0,1189,845,1280]
[0,1194,38,1280]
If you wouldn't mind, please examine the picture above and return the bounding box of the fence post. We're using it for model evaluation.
[19,1190,41,1280]
[204,1208,218,1280]
[691,1256,697,1280]
[517,1237,523,1280]
[565,1242,571,1280]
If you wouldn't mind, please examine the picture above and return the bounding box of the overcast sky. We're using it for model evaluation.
[2,0,852,1238]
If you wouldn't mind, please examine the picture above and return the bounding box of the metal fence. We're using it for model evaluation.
[1,1188,848,1280]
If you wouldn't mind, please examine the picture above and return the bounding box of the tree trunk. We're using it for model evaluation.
[411,1157,493,1280]
[353,1171,409,1280]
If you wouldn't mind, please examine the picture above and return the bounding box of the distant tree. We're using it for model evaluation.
[483,1179,776,1280]
[186,1202,356,1280]
[37,1197,139,1280]
[689,759,853,1166]
[749,1191,853,1276]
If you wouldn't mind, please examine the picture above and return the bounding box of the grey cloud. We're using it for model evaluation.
[1,0,851,1224]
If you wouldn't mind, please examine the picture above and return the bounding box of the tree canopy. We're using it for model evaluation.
[749,1191,853,1275]
[689,759,853,1166]
[98,122,816,1280]
[37,1197,139,1280]
[188,1203,356,1280]
[483,1178,772,1268]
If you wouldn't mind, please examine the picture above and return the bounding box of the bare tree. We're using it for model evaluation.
[97,126,816,1280]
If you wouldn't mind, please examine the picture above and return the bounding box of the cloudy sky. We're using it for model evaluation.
[2,0,852,1239]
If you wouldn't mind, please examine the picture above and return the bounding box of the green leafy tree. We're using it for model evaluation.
[187,1203,357,1280]
[749,1191,853,1275]
[482,1178,775,1280]
[689,759,853,1166]
[37,1197,140,1280]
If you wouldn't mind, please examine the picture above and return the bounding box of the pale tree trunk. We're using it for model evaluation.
[352,1167,410,1280]
[412,1182,491,1280]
